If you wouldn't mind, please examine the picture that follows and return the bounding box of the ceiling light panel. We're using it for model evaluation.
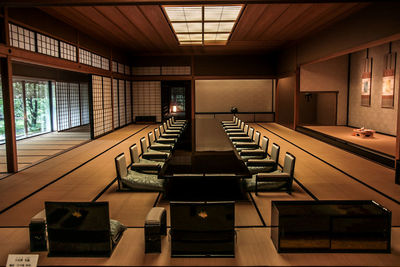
[163,5,243,46]
[164,6,202,21]
[172,22,202,33]
[204,22,235,33]
[204,6,242,21]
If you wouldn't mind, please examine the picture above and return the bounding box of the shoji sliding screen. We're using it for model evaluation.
[69,83,80,128]
[80,83,90,125]
[103,77,113,133]
[126,81,132,124]
[133,81,161,122]
[55,82,89,131]
[118,80,126,126]
[55,82,69,131]
[112,79,119,129]
[91,75,114,138]
[92,76,104,137]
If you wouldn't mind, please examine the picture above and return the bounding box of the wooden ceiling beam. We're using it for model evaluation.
[1,0,384,7]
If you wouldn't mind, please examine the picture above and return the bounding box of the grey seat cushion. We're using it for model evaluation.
[241,154,265,162]
[247,165,276,174]
[122,170,165,191]
[110,219,127,246]
[140,158,164,167]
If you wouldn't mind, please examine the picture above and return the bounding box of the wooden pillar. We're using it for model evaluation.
[1,56,18,172]
[395,78,400,184]
[293,67,300,130]
[275,79,279,123]
[191,55,195,121]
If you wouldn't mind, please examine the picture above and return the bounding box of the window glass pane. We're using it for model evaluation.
[170,87,185,113]
[13,81,25,138]
[25,82,51,136]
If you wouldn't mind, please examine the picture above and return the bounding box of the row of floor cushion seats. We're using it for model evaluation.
[114,117,187,192]
[221,116,296,195]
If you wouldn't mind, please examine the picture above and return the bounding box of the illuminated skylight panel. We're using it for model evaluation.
[164,6,202,21]
[204,22,235,33]
[176,33,202,42]
[171,22,202,33]
[204,6,242,21]
[163,5,242,46]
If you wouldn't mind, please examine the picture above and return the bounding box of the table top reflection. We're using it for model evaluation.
[159,118,251,179]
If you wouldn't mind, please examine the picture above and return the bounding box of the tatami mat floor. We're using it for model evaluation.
[0,122,399,266]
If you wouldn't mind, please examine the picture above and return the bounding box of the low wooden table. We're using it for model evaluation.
[271,200,391,253]
[352,128,375,138]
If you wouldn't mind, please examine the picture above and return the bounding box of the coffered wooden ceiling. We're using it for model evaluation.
[40,3,367,55]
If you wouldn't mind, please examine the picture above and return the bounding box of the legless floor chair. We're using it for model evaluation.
[140,137,170,162]
[252,152,296,195]
[115,153,164,192]
[234,131,261,152]
[154,128,177,144]
[129,144,163,174]
[246,143,280,175]
[147,132,174,152]
[230,127,254,142]
[240,136,269,162]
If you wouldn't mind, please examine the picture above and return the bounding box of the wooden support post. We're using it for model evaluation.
[1,56,18,172]
[191,55,195,121]
[275,79,279,123]
[395,76,400,184]
[293,67,300,130]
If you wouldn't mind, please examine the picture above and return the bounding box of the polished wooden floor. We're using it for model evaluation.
[304,125,395,156]
[0,122,399,266]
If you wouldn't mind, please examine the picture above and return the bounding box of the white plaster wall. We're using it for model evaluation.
[300,55,348,125]
[195,80,274,113]
[348,41,399,135]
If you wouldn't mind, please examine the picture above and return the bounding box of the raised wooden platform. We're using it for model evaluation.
[297,125,395,168]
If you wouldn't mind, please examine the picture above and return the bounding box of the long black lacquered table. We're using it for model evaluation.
[159,118,251,200]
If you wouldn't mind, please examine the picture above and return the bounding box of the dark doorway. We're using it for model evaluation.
[299,91,338,126]
[161,81,191,121]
